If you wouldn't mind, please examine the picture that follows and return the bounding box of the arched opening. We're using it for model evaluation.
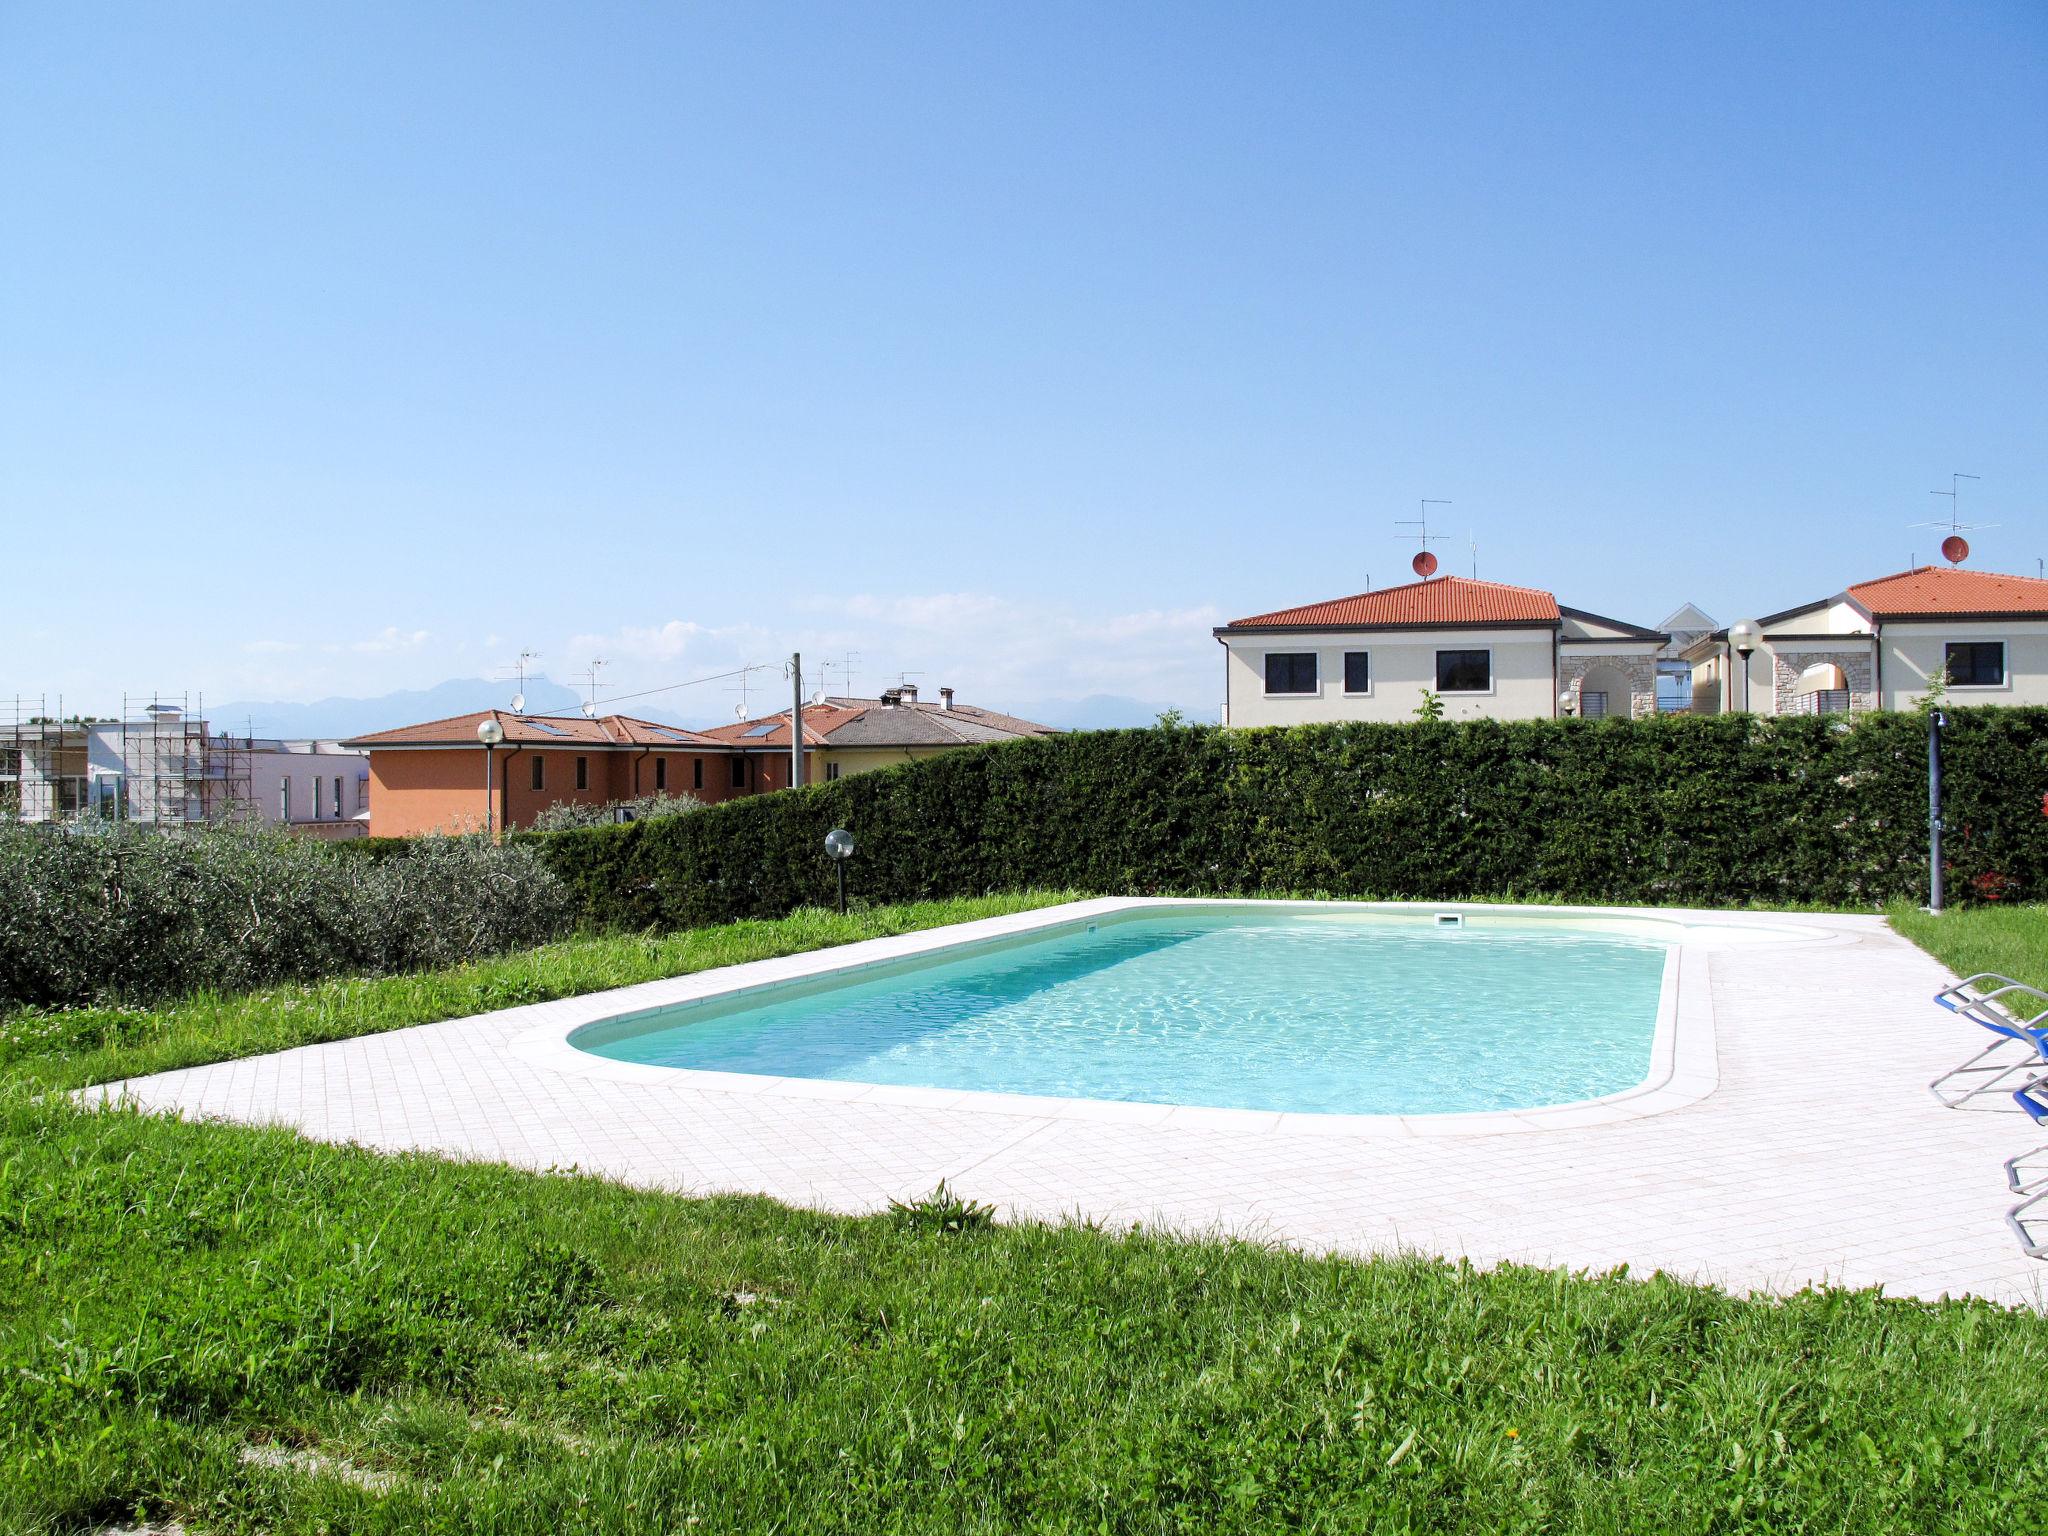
[1575,664,1632,719]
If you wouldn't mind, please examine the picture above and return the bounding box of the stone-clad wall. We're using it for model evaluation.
[1558,654,1657,718]
[1771,648,1875,714]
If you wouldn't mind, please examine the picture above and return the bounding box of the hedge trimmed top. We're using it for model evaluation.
[527,710,2048,931]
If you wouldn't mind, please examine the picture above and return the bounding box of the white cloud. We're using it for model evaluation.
[575,591,1225,719]
[350,627,432,655]
[207,595,1223,723]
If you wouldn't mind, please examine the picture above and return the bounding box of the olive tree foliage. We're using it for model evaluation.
[0,820,575,1009]
[527,792,704,833]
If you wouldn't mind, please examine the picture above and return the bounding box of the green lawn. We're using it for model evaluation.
[5,895,2048,1532]
[7,1089,2046,1535]
[1888,901,2048,1019]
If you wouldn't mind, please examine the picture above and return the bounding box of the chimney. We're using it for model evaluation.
[939,686,954,711]
[880,687,901,707]
[900,682,919,704]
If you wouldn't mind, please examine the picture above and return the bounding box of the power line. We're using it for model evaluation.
[588,664,765,709]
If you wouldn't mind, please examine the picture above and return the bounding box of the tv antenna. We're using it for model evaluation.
[1466,530,1479,580]
[1394,498,1452,577]
[578,658,607,718]
[726,665,764,720]
[1912,472,1995,564]
[820,650,861,701]
[499,648,541,714]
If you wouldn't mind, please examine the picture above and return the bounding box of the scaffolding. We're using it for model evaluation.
[0,692,252,827]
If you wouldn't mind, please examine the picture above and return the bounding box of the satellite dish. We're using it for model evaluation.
[735,703,748,719]
[1942,534,1970,565]
[510,692,525,713]
[1412,550,1439,577]
[581,701,597,718]
[811,689,825,705]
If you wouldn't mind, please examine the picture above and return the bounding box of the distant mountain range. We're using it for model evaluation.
[212,677,587,740]
[1004,694,1190,730]
[209,681,1194,740]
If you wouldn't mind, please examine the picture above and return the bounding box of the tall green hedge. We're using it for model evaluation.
[528,710,2048,929]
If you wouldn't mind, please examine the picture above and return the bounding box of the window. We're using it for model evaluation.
[1342,652,1370,694]
[826,761,841,781]
[530,756,544,792]
[655,758,667,791]
[731,756,747,789]
[693,757,703,790]
[309,778,320,818]
[332,776,343,817]
[1812,689,1850,715]
[575,756,589,791]
[1580,690,1608,718]
[1436,650,1492,692]
[1264,653,1318,694]
[279,776,291,821]
[1946,641,2005,688]
[355,775,369,812]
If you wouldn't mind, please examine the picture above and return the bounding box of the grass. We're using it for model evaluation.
[7,894,2048,1530]
[0,892,1079,1093]
[1889,901,2048,1019]
[7,1090,2047,1535]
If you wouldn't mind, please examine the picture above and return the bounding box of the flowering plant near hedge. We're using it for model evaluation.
[531,710,2048,929]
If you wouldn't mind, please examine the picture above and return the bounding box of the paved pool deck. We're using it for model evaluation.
[87,899,2047,1308]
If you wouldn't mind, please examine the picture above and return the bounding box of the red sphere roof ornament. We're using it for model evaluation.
[1941,534,1969,565]
[1412,550,1439,577]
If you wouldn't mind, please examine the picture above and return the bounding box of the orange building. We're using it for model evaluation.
[344,688,1054,838]
[342,711,788,838]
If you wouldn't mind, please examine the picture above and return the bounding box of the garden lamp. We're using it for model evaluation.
[1727,620,1762,713]
[824,826,855,914]
[478,717,505,838]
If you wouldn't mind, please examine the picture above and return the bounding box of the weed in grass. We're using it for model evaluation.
[889,1180,997,1234]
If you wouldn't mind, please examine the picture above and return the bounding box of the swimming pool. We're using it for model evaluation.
[571,906,1673,1116]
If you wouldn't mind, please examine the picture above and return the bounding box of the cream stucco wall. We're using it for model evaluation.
[1222,629,1558,725]
[1760,600,1870,639]
[815,745,957,780]
[1687,619,2048,714]
[1878,620,2048,709]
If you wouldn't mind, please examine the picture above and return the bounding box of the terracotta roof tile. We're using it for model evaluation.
[701,698,1055,749]
[1222,574,1563,630]
[341,710,723,749]
[1848,565,2048,618]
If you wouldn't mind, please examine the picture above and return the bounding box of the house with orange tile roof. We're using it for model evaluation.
[1682,564,2048,715]
[698,685,1055,783]
[341,686,1053,836]
[1215,574,1668,724]
[341,710,767,837]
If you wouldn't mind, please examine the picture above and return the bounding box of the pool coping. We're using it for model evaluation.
[507,897,1859,1138]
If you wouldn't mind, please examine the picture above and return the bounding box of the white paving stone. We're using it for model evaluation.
[83,899,2048,1307]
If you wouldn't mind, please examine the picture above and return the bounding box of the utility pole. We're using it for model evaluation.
[790,653,804,790]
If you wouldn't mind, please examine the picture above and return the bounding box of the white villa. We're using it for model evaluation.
[1683,564,2048,715]
[1215,574,1669,725]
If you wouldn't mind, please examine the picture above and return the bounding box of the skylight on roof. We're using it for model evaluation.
[742,722,781,738]
[519,718,572,736]
[651,728,697,743]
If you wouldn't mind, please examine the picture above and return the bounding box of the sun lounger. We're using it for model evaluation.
[1928,973,2048,1109]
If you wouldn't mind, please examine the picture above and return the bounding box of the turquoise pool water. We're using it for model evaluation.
[575,909,1671,1116]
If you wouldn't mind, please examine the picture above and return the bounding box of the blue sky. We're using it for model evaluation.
[4,1,2043,724]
